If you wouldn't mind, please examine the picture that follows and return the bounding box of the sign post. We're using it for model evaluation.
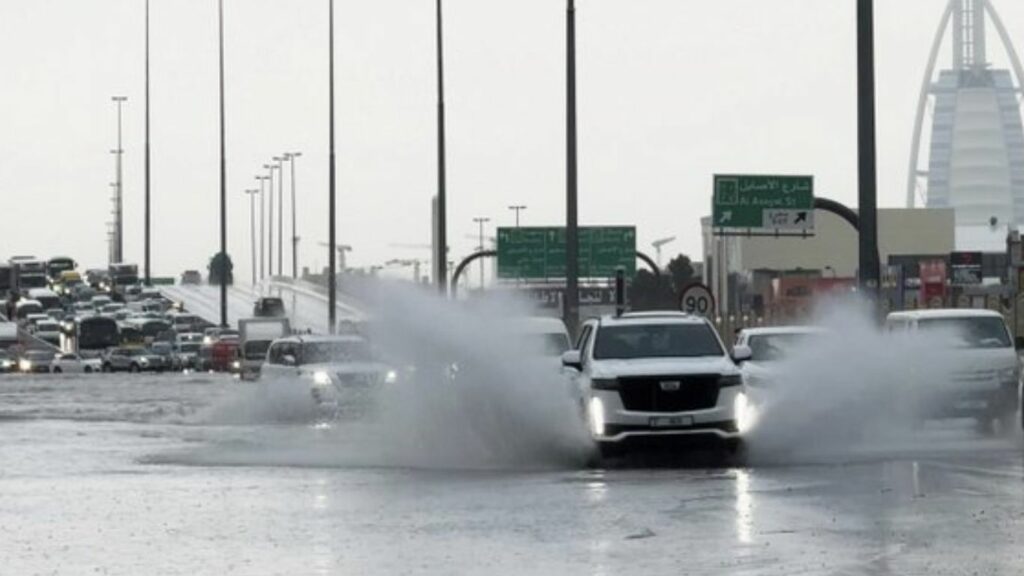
[712,175,815,235]
[496,226,636,280]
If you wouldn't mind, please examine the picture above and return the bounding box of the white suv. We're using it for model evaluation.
[562,312,751,458]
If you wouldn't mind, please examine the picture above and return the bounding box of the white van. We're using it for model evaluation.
[885,309,1020,433]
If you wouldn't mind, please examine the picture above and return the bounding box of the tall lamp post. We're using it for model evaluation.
[273,155,285,276]
[111,96,128,264]
[244,189,258,285]
[435,0,448,296]
[473,217,490,289]
[508,204,527,227]
[144,0,152,285]
[256,174,270,279]
[217,0,227,327]
[285,152,302,278]
[264,162,279,278]
[857,0,880,296]
[328,0,338,333]
[565,0,580,335]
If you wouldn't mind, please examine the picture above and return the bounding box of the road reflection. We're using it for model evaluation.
[734,469,753,544]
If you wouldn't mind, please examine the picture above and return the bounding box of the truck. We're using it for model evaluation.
[0,322,19,350]
[238,317,291,380]
[109,263,140,290]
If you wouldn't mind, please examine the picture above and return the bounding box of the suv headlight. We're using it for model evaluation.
[18,359,31,372]
[312,371,333,387]
[719,374,743,388]
[999,367,1019,386]
[384,370,398,384]
[591,378,619,390]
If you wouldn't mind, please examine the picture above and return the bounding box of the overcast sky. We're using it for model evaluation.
[2,0,1023,282]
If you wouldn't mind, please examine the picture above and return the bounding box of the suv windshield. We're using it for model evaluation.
[594,323,724,360]
[918,317,1011,349]
[301,340,373,364]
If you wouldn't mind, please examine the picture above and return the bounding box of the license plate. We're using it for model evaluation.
[649,416,694,428]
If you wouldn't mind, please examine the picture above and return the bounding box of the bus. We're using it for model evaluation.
[47,257,76,281]
[0,265,11,294]
[75,316,120,356]
[108,263,139,289]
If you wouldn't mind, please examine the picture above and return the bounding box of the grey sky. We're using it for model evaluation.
[2,0,1023,281]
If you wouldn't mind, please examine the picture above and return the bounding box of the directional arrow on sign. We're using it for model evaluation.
[795,212,808,224]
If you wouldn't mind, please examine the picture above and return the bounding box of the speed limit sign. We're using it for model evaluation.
[679,283,716,317]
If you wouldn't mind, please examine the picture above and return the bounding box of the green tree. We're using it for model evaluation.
[630,253,697,311]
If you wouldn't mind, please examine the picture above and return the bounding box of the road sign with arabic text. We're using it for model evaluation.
[712,174,814,234]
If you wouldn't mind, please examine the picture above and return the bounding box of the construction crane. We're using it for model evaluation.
[318,242,352,271]
[651,236,676,269]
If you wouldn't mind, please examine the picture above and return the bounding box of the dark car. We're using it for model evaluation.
[149,342,181,371]
[102,347,166,373]
[253,297,285,318]
[181,270,203,285]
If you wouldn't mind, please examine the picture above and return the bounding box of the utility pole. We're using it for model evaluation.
[256,174,269,279]
[111,96,127,264]
[286,152,302,279]
[144,0,152,286]
[264,162,278,278]
[508,205,527,227]
[274,155,285,276]
[328,0,338,334]
[435,0,448,296]
[857,0,880,296]
[565,0,580,334]
[473,217,490,289]
[244,189,258,285]
[217,0,228,328]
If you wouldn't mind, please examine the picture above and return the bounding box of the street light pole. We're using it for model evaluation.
[328,0,338,334]
[473,216,490,289]
[244,189,258,285]
[273,156,285,276]
[111,96,127,265]
[565,0,580,335]
[256,175,269,280]
[217,0,228,328]
[144,0,152,286]
[286,152,302,279]
[857,0,880,296]
[435,0,448,296]
[508,204,526,227]
[264,162,278,278]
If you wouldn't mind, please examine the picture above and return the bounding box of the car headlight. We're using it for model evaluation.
[0,360,11,369]
[312,371,333,387]
[999,367,1019,386]
[139,357,149,365]
[19,359,31,372]
[588,397,606,437]
[231,360,241,370]
[734,392,756,434]
[384,369,398,384]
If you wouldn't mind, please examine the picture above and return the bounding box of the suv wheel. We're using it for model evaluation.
[52,367,62,374]
[129,363,141,373]
[102,363,112,373]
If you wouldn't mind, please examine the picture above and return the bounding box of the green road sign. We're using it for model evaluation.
[497,226,636,279]
[712,174,814,232]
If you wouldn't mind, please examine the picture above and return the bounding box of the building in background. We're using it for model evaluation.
[908,0,1024,251]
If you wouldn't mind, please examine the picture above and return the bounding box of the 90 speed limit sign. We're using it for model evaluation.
[679,283,716,317]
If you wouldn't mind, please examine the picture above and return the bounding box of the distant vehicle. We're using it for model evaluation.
[53,270,83,296]
[26,288,61,311]
[47,257,76,281]
[203,327,239,344]
[126,318,173,342]
[71,284,96,303]
[72,301,95,315]
[84,269,111,290]
[108,263,140,290]
[91,295,113,309]
[509,317,573,358]
[0,264,12,294]
[33,320,61,346]
[562,312,750,460]
[14,259,47,275]
[16,273,49,292]
[175,341,202,370]
[238,317,292,380]
[253,297,285,318]
[885,309,1021,434]
[24,313,50,330]
[0,323,19,349]
[118,324,145,347]
[50,353,102,374]
[261,335,396,416]
[149,341,180,371]
[732,326,827,390]
[180,270,202,285]
[170,313,202,334]
[75,316,121,356]
[19,349,55,373]
[0,349,14,372]
[102,347,166,373]
[204,339,240,373]
[127,300,164,315]
[15,300,44,322]
[177,332,204,345]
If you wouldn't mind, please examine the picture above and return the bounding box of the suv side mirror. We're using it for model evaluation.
[282,354,297,367]
[561,350,582,371]
[732,345,753,364]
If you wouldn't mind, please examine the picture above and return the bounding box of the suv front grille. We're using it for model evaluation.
[617,375,720,413]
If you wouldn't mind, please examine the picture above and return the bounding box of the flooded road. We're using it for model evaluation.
[2,374,1024,575]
